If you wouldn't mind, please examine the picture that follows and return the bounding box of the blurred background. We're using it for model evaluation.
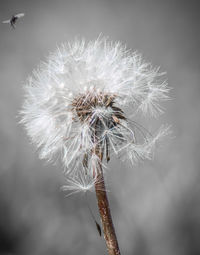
[0,0,200,254]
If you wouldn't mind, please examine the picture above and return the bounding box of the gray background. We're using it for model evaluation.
[0,0,199,254]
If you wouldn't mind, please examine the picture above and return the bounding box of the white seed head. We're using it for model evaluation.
[21,37,170,194]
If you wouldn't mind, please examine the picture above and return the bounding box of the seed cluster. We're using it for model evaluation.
[21,37,170,185]
[72,91,125,122]
[72,90,126,163]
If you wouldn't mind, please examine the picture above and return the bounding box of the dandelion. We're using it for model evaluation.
[21,37,170,255]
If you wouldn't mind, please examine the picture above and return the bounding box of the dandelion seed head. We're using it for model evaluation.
[21,36,170,194]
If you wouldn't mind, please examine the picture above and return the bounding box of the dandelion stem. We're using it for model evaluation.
[94,149,121,255]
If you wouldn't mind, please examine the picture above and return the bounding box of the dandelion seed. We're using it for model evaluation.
[21,36,170,186]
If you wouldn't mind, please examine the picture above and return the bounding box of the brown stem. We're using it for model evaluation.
[94,150,121,255]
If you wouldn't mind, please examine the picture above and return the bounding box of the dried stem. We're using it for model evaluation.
[94,148,121,255]
[73,91,122,254]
